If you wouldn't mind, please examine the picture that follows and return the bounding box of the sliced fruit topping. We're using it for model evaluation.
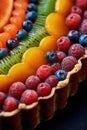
[0,0,13,31]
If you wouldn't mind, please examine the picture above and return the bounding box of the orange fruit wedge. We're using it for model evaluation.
[0,0,13,32]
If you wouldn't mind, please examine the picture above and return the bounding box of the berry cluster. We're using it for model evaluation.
[0,0,39,59]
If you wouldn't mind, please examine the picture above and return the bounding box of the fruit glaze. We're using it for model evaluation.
[0,0,87,130]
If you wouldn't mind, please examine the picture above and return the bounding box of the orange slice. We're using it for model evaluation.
[0,0,13,32]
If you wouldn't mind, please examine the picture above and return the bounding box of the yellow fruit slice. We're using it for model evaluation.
[0,0,13,32]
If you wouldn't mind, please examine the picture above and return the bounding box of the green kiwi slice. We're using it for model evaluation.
[0,0,56,74]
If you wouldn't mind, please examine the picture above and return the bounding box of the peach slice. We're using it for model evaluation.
[45,13,69,38]
[0,0,13,32]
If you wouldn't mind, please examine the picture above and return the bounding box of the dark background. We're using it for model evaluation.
[35,79,87,130]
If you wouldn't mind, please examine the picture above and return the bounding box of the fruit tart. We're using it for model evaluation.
[0,0,87,130]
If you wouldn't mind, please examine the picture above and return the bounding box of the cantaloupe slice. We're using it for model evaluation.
[0,0,13,32]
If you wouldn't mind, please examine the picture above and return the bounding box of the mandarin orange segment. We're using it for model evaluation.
[10,16,23,29]
[0,0,13,31]
[55,0,73,16]
[13,1,28,10]
[3,24,18,38]
[39,36,57,52]
[22,47,47,71]
[45,13,69,38]
[12,8,26,20]
[8,63,35,84]
[0,32,11,48]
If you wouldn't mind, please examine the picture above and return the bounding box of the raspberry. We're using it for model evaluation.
[9,82,26,99]
[45,75,58,87]
[20,90,38,105]
[56,50,66,62]
[76,0,87,9]
[51,62,61,73]
[66,13,82,29]
[83,10,87,18]
[68,44,85,59]
[79,19,87,34]
[61,56,78,72]
[25,75,40,90]
[36,65,52,81]
[0,92,6,108]
[56,36,71,52]
[3,97,18,112]
[37,82,51,97]
[71,5,83,16]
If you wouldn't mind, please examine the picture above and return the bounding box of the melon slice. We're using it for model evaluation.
[0,0,13,32]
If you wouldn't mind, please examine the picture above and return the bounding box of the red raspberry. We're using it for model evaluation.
[71,5,83,16]
[66,13,82,29]
[68,44,85,59]
[36,65,52,81]
[9,82,26,99]
[51,62,61,73]
[76,0,87,9]
[20,90,38,105]
[25,75,40,90]
[0,92,6,107]
[56,50,66,62]
[37,82,51,97]
[79,19,87,34]
[3,97,18,112]
[56,36,71,52]
[45,75,58,88]
[83,10,87,18]
[61,56,78,72]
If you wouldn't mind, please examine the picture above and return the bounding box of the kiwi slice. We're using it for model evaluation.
[0,0,56,74]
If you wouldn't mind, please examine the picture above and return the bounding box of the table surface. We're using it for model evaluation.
[35,79,87,130]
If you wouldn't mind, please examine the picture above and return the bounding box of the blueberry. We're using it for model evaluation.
[16,29,27,40]
[30,0,39,4]
[27,3,38,11]
[45,51,57,63]
[55,70,67,81]
[0,48,8,58]
[22,20,33,32]
[67,30,80,43]
[79,34,87,46]
[6,38,18,50]
[26,11,37,21]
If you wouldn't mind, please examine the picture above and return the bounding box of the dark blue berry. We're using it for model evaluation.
[26,11,37,21]
[45,51,57,63]
[16,29,27,40]
[6,38,18,50]
[22,20,33,32]
[27,3,37,11]
[67,30,80,43]
[79,34,87,46]
[55,70,67,81]
[0,48,8,58]
[30,0,39,4]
